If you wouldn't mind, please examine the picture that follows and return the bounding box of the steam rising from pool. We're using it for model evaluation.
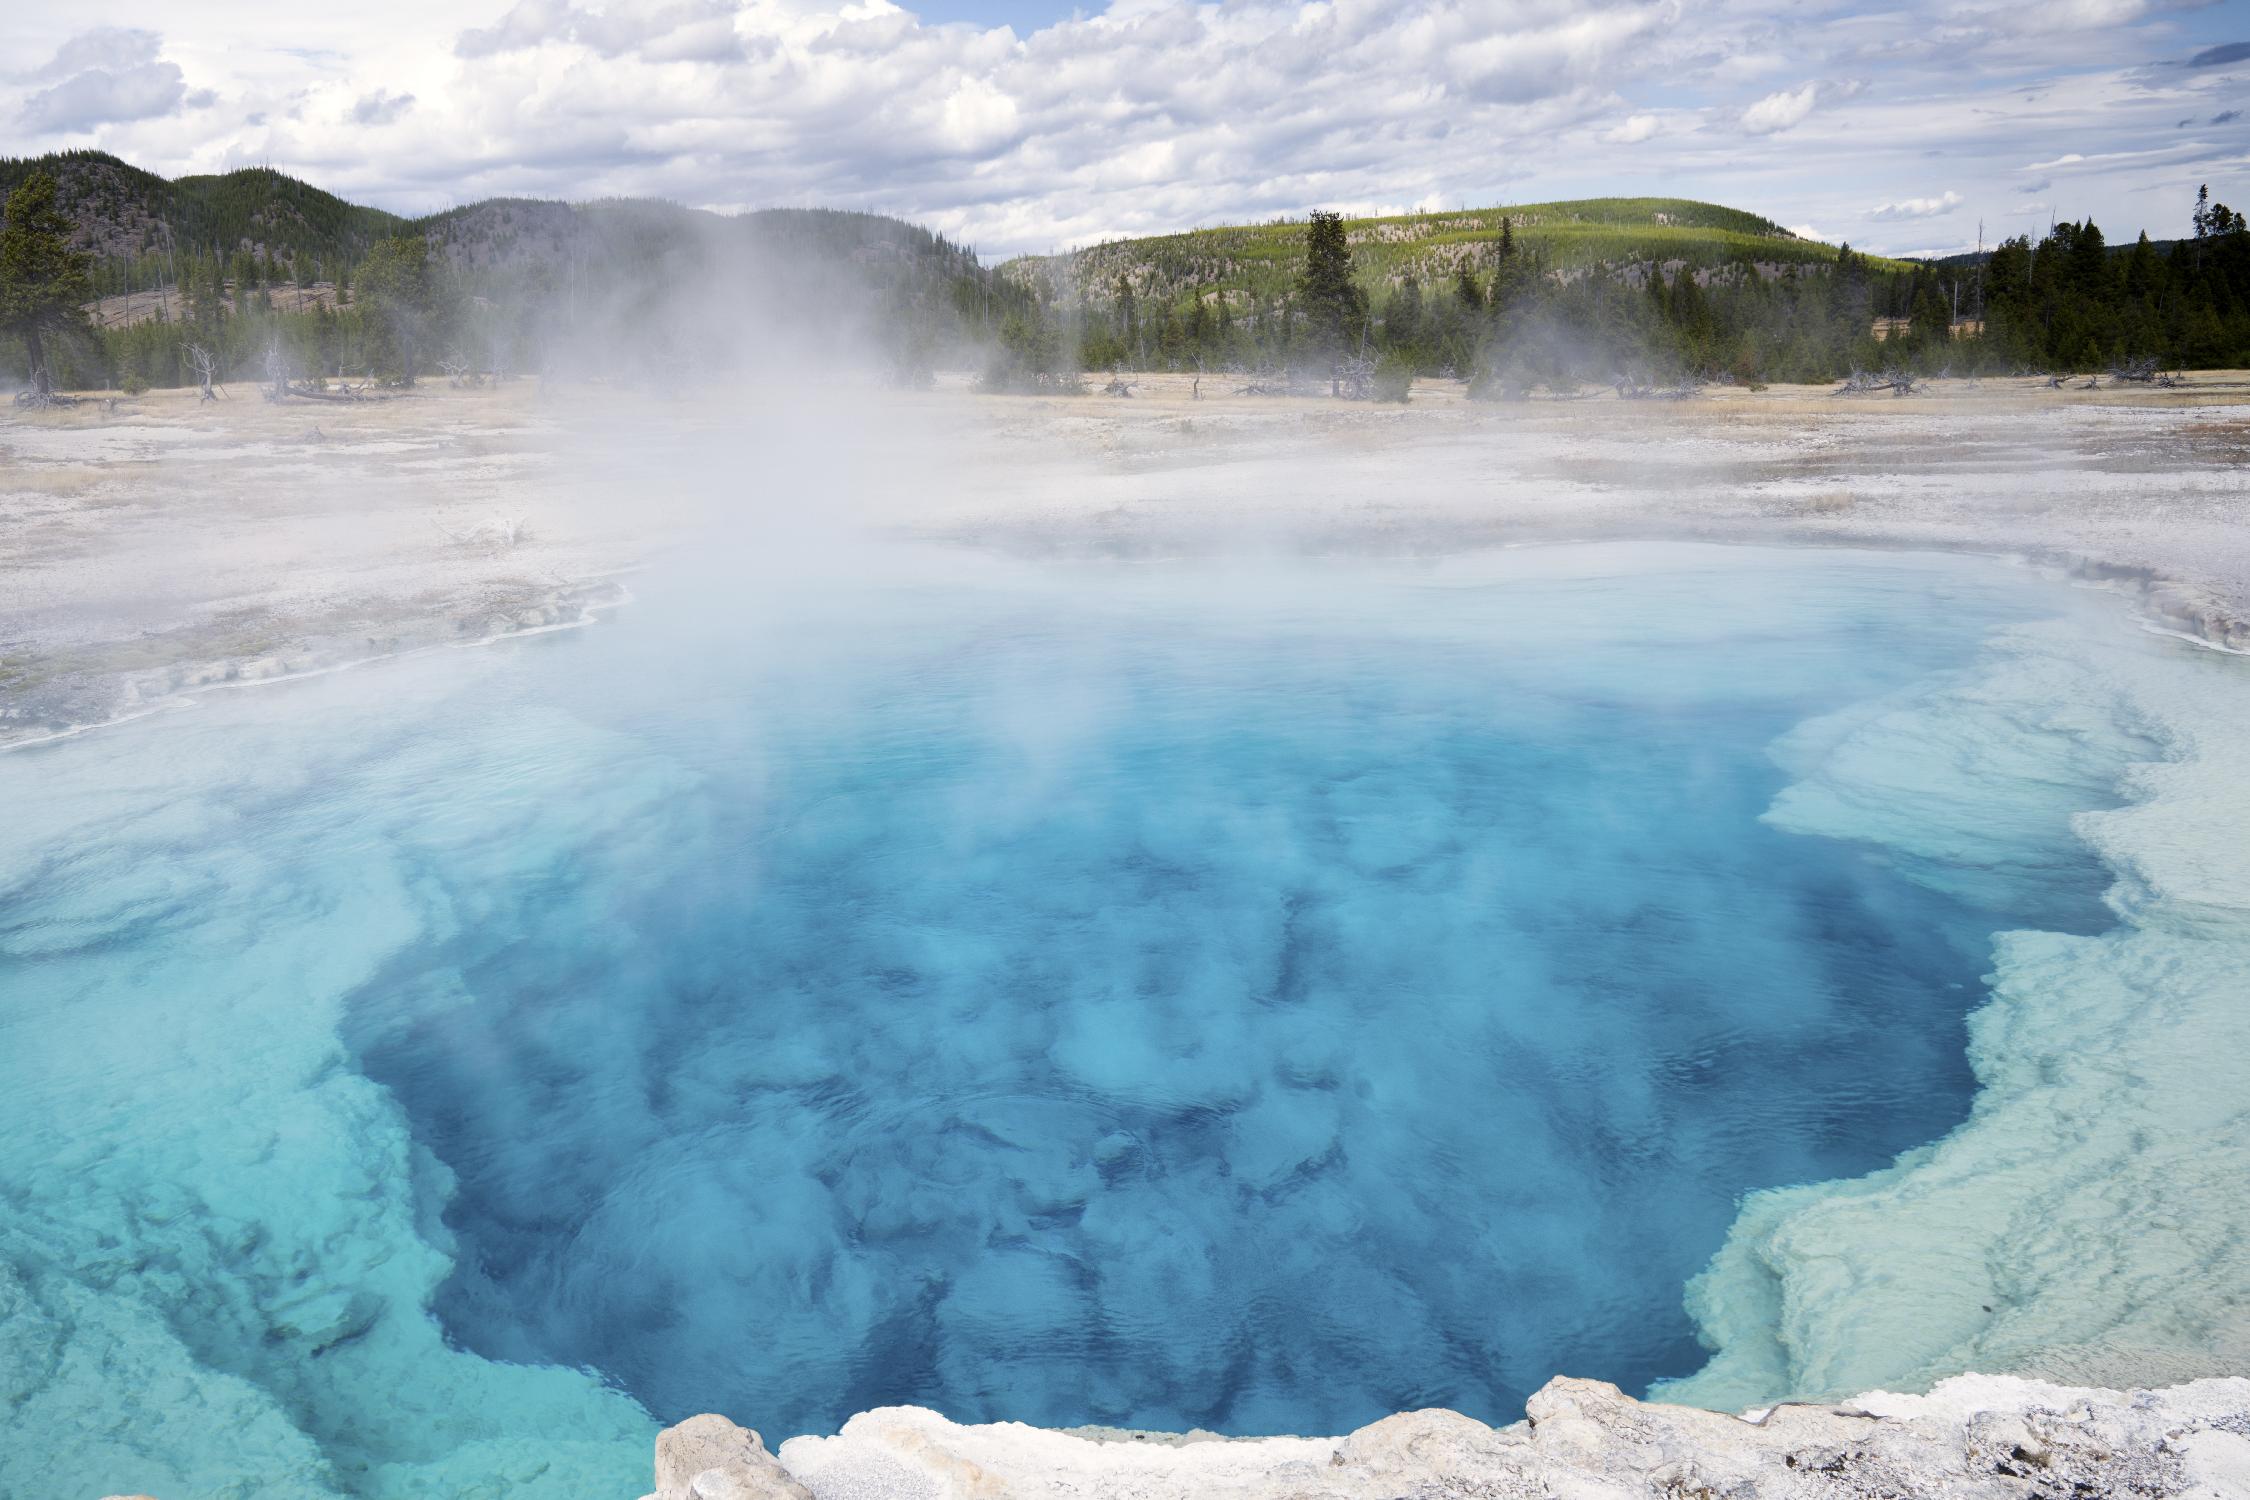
[2,542,2242,1500]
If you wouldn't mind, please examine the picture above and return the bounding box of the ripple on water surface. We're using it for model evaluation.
[0,544,2173,1499]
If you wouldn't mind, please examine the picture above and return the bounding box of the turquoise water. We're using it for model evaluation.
[0,545,2142,1498]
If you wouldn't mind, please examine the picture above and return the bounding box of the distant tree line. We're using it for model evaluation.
[990,186,2250,390]
[1975,187,2250,371]
[20,224,499,394]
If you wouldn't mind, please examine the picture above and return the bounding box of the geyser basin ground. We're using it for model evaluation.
[1,542,2242,1500]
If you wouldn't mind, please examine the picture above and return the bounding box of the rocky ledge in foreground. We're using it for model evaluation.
[643,1373,2250,1500]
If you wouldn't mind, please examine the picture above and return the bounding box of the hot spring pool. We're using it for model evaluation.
[2,542,2235,1500]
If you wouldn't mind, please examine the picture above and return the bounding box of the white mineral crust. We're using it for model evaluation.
[637,1373,2250,1500]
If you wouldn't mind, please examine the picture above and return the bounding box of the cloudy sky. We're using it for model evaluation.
[3,0,2244,259]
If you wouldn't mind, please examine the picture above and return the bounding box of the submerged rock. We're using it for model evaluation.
[632,1373,2250,1500]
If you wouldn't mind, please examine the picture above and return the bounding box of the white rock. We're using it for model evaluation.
[667,1372,2250,1500]
[655,1413,814,1500]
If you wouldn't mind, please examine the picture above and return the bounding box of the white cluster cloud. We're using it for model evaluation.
[456,0,747,62]
[0,0,2243,255]
[1740,82,1817,135]
[16,27,209,134]
[1868,190,1964,221]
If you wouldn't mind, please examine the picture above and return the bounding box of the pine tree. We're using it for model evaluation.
[2123,232,2159,300]
[186,252,224,326]
[1489,220,1531,314]
[1454,258,1485,313]
[1296,210,1367,382]
[2068,219,2109,298]
[0,171,94,397]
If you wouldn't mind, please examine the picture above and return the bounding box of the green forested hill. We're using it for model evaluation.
[0,150,1033,389]
[0,152,1013,329]
[0,151,406,267]
[1003,197,1913,315]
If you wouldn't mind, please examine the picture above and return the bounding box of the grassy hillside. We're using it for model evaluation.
[1005,198,1914,313]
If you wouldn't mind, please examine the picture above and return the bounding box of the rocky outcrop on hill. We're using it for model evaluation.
[645,1374,2250,1500]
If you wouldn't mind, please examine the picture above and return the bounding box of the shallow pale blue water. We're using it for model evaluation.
[0,544,2131,1497]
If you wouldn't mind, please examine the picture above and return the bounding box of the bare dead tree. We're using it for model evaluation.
[184,343,223,402]
[12,387,79,408]
[289,379,372,403]
[11,364,79,408]
[438,353,483,389]
[1972,218,1986,328]
[11,346,81,407]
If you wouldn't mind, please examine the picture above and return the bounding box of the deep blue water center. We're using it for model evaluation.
[1,543,2137,1499]
[321,547,2099,1440]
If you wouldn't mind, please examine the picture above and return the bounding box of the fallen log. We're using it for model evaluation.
[1833,370,1919,397]
[288,381,375,403]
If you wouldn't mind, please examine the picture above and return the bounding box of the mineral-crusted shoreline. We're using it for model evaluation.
[12,373,2250,750]
[642,1373,2250,1500]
